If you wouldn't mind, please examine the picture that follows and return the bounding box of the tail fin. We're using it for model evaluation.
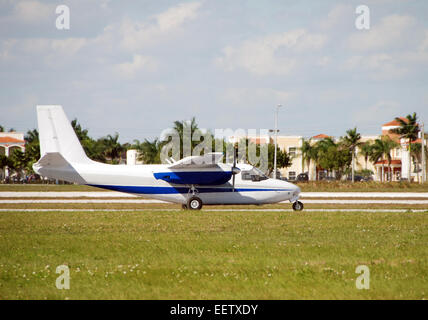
[36,105,91,164]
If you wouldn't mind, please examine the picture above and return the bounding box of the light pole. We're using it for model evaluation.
[422,122,426,183]
[273,104,282,179]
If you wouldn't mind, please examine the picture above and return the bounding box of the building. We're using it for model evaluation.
[227,116,427,182]
[375,118,426,182]
[0,132,26,179]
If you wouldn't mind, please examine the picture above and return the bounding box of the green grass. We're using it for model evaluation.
[0,184,101,192]
[0,210,426,299]
[295,181,428,192]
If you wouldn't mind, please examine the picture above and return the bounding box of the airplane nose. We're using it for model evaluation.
[290,184,301,202]
[292,185,301,199]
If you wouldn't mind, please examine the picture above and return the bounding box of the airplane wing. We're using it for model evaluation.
[167,152,224,169]
[154,152,230,185]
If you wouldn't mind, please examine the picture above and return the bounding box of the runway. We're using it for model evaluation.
[1,192,428,198]
[0,208,427,212]
[1,199,428,204]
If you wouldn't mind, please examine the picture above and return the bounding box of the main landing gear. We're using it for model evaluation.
[182,185,203,210]
[292,201,304,211]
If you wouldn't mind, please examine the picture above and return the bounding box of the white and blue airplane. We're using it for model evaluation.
[33,105,303,211]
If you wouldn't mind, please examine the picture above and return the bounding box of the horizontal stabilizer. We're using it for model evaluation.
[34,152,69,168]
[33,152,87,184]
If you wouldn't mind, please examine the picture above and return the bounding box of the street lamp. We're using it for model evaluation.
[270,104,282,179]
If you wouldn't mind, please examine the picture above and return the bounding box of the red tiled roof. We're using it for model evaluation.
[382,117,407,127]
[0,137,25,144]
[249,137,267,145]
[312,134,330,139]
[375,159,401,165]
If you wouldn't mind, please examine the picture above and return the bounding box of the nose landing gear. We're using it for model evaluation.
[292,201,304,211]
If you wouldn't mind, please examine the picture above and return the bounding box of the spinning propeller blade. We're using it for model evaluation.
[232,145,238,192]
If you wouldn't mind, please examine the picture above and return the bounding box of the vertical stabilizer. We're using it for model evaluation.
[37,105,91,164]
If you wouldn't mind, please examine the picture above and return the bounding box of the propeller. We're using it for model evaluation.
[231,144,240,192]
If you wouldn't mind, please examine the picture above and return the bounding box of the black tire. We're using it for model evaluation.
[187,196,203,210]
[182,204,188,210]
[292,201,304,211]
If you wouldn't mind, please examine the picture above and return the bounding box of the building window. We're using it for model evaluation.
[288,171,296,181]
[288,147,297,157]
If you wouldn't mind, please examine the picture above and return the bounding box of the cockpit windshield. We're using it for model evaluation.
[241,167,269,182]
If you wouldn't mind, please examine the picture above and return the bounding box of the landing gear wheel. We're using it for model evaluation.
[187,196,203,210]
[182,204,188,210]
[292,201,304,211]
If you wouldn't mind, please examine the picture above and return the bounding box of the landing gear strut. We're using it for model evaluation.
[183,185,203,210]
[292,201,304,211]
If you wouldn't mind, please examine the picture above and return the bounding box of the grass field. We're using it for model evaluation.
[0,209,426,299]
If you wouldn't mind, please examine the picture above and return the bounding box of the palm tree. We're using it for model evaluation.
[8,148,27,178]
[300,138,313,177]
[312,137,336,180]
[370,137,399,181]
[0,154,11,178]
[410,142,428,181]
[171,117,200,159]
[359,141,373,170]
[342,128,362,183]
[132,138,163,164]
[389,113,419,182]
[101,133,125,164]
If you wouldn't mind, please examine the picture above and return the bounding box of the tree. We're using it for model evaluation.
[370,137,399,182]
[23,129,40,173]
[264,143,292,176]
[312,137,336,180]
[132,138,164,164]
[0,154,12,175]
[99,133,125,164]
[410,142,428,181]
[170,117,202,159]
[8,148,27,178]
[389,113,419,182]
[0,125,4,132]
[359,141,373,170]
[300,138,314,176]
[342,128,363,183]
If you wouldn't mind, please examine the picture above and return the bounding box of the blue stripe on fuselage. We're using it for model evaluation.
[87,184,292,194]
[153,171,232,185]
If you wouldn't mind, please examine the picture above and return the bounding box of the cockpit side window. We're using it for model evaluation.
[241,167,268,182]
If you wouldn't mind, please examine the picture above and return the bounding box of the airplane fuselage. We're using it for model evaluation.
[36,160,300,205]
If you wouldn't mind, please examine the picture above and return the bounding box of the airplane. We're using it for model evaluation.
[33,105,304,211]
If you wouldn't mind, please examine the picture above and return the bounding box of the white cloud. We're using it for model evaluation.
[344,53,408,80]
[320,4,354,31]
[348,14,416,52]
[353,101,402,125]
[0,37,87,61]
[221,87,294,107]
[156,1,202,31]
[13,0,52,24]
[115,54,157,78]
[118,1,202,51]
[216,29,327,76]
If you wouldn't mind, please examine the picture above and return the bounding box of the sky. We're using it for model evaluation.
[1,0,428,143]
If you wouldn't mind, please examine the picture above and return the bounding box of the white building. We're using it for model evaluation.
[0,132,26,179]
